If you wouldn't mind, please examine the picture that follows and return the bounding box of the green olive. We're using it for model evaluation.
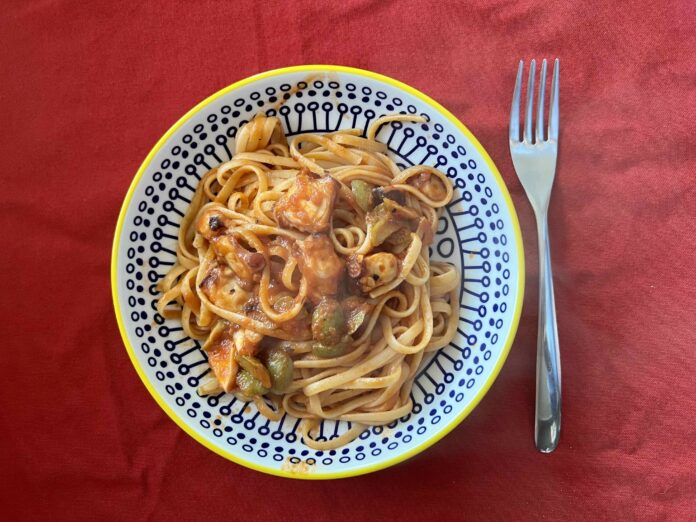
[312,335,352,359]
[236,369,269,396]
[311,298,346,346]
[263,346,294,393]
[351,180,373,212]
[237,355,272,389]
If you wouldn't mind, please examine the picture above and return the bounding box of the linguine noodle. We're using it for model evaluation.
[157,114,459,449]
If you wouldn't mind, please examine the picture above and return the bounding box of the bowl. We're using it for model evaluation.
[111,65,524,479]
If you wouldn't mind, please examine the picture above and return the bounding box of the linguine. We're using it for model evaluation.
[157,114,459,449]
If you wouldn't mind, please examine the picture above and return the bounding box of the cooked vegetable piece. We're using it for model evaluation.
[366,198,419,247]
[311,298,346,346]
[237,355,272,388]
[351,180,373,212]
[312,335,352,359]
[263,346,294,393]
[236,369,269,396]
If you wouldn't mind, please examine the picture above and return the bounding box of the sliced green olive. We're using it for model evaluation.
[351,180,373,212]
[311,298,346,346]
[312,335,352,359]
[236,369,270,396]
[237,355,272,389]
[263,346,294,393]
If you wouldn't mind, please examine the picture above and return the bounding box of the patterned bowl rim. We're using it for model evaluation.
[111,64,525,479]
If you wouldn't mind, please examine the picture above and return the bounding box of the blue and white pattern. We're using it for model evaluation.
[113,68,522,477]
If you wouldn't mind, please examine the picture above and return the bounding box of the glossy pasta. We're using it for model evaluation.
[157,114,459,449]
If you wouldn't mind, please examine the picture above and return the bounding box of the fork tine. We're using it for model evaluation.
[509,60,523,142]
[549,58,560,141]
[523,59,536,143]
[535,59,547,142]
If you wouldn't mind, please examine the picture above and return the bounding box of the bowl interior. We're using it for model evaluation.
[112,66,523,479]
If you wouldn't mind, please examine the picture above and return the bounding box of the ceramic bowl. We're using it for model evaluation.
[111,65,524,479]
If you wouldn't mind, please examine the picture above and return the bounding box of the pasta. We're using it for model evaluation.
[157,113,460,449]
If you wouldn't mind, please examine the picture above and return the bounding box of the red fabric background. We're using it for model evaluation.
[2,0,695,519]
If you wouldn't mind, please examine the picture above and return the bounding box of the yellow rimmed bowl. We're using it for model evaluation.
[111,65,524,479]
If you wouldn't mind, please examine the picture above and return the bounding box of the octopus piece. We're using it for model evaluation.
[197,209,265,281]
[197,209,229,239]
[348,252,400,293]
[210,235,265,281]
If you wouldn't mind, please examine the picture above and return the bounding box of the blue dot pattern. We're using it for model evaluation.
[116,71,520,474]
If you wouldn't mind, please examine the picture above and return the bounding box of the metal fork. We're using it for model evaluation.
[509,59,561,453]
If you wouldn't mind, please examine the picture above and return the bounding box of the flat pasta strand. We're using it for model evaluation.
[156,113,459,450]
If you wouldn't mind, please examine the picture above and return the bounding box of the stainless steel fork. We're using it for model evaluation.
[509,59,561,453]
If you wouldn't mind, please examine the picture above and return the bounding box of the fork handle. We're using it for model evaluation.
[535,214,561,453]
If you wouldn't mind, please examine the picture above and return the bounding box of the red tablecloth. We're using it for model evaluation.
[2,0,695,519]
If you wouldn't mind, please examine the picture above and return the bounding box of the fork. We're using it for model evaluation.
[509,58,561,453]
